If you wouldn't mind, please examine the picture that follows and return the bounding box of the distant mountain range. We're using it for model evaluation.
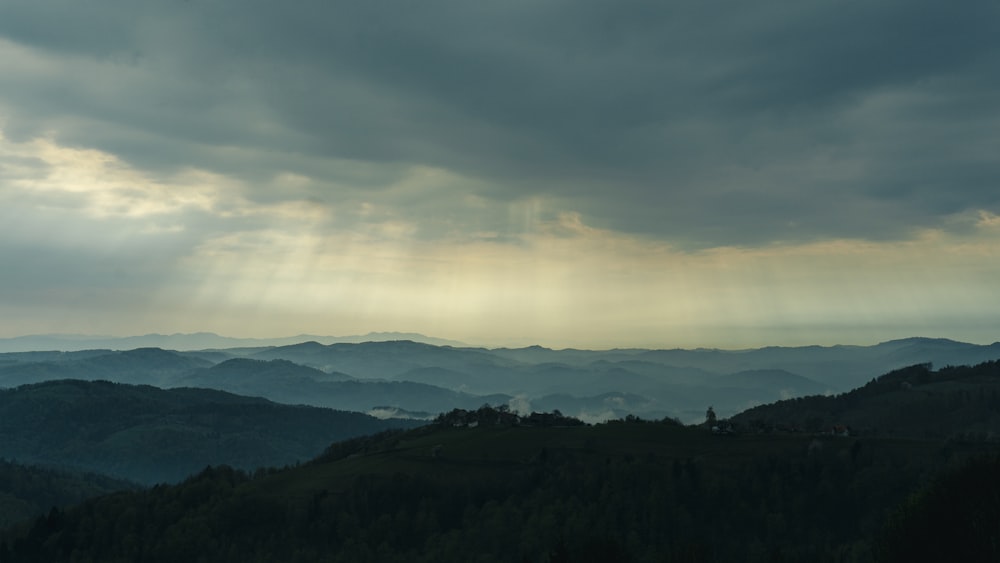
[1,336,998,423]
[0,332,469,353]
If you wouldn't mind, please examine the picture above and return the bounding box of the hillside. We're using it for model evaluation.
[183,357,514,414]
[2,410,996,562]
[0,350,508,417]
[731,361,1000,438]
[249,340,520,380]
[486,337,1000,391]
[0,380,424,484]
[240,338,1000,420]
[0,348,212,388]
[0,460,137,529]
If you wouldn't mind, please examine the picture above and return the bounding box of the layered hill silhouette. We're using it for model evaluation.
[3,337,997,422]
[0,348,510,418]
[0,347,212,387]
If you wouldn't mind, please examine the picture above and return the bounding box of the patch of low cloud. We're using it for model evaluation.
[366,407,399,420]
[366,406,433,420]
[603,395,628,408]
[574,409,620,425]
[507,394,532,415]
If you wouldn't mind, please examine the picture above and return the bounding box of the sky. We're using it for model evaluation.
[1,0,999,349]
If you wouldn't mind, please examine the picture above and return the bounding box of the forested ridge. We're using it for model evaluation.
[731,361,1000,438]
[2,362,1000,562]
[0,379,423,484]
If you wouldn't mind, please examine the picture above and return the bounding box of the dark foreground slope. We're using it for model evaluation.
[876,453,1000,563]
[0,460,137,530]
[0,380,423,484]
[3,412,996,563]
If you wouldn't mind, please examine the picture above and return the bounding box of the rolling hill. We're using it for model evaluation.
[0,380,424,484]
[0,348,212,388]
[730,361,1000,438]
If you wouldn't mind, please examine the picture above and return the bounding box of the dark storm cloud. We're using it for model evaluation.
[2,0,998,247]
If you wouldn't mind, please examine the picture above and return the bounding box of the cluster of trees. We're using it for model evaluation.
[433,405,586,428]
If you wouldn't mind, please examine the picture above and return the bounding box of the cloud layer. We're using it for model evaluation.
[1,0,999,345]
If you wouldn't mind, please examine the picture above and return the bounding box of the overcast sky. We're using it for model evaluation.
[1,0,998,348]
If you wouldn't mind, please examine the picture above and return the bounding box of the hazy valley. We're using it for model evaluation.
[3,335,998,425]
